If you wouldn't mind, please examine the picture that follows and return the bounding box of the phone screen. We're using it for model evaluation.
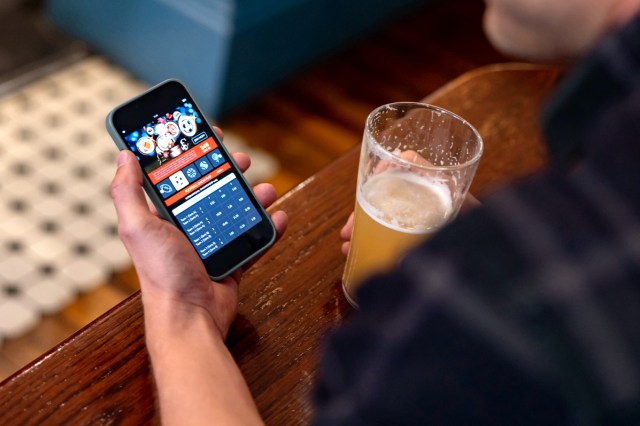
[107,80,275,279]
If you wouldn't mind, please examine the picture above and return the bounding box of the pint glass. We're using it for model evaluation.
[342,102,483,307]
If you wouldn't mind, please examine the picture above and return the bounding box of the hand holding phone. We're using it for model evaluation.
[107,80,278,280]
[111,147,287,336]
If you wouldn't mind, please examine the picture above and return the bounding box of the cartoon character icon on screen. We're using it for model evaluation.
[157,147,169,163]
[165,121,180,140]
[155,134,175,163]
[136,136,156,156]
[179,115,197,137]
[180,137,189,151]
[155,122,167,136]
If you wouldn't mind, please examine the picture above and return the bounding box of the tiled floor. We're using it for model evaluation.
[0,58,141,341]
[0,56,278,343]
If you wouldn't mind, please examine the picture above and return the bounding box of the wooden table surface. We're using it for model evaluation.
[0,64,561,425]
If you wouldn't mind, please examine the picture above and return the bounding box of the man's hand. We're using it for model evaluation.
[110,129,287,339]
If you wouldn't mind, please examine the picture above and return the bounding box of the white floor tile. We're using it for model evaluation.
[23,279,75,315]
[0,299,39,338]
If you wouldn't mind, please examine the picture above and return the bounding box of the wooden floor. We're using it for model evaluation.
[0,0,505,380]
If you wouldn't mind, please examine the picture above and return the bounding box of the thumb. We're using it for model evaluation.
[110,150,153,232]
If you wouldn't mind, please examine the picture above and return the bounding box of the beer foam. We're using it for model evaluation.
[357,170,453,233]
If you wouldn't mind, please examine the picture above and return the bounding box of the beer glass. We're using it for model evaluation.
[342,102,483,307]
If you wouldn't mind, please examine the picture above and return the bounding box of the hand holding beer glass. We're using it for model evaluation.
[342,102,483,307]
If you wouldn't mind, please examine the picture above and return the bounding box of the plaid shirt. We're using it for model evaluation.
[313,15,640,426]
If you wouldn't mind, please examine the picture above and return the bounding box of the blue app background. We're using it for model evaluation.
[172,174,261,259]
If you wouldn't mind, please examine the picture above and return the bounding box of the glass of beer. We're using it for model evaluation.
[342,102,483,307]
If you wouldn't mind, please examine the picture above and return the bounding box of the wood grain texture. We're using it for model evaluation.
[0,64,560,425]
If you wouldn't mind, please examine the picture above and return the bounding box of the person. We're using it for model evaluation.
[110,0,640,424]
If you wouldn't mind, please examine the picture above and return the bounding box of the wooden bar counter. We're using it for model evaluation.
[0,64,561,425]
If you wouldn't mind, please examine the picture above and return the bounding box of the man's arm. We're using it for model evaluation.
[143,296,263,425]
[110,142,287,425]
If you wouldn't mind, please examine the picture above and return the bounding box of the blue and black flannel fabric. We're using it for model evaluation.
[313,14,640,426]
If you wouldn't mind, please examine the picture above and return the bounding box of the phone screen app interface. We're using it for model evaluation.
[122,99,262,259]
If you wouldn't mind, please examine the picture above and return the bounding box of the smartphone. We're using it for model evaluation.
[106,79,276,280]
